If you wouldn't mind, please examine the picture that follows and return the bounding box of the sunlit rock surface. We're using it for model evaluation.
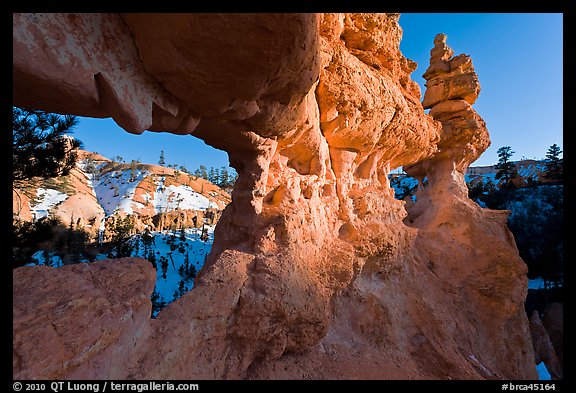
[13,13,536,379]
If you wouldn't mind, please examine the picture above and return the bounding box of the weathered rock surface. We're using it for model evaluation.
[13,258,155,379]
[13,14,537,379]
[13,188,32,221]
[529,311,562,379]
[542,303,563,371]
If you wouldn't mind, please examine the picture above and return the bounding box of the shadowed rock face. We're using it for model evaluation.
[13,14,536,379]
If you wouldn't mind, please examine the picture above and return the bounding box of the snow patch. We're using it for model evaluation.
[536,362,551,380]
[92,169,149,216]
[528,278,545,290]
[30,250,63,267]
[153,184,213,213]
[31,188,68,219]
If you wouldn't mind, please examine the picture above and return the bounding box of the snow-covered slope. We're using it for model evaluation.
[30,188,68,219]
[92,168,150,216]
[85,155,229,218]
[152,182,217,214]
[14,150,231,224]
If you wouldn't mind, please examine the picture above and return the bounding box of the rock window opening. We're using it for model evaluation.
[13,114,236,318]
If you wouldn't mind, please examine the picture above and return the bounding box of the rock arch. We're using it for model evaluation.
[13,13,536,379]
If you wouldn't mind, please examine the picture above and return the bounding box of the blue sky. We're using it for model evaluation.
[72,13,563,170]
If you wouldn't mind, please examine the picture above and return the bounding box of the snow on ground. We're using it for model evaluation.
[536,361,551,380]
[389,175,418,198]
[518,163,544,180]
[30,188,68,219]
[397,176,418,190]
[78,160,108,198]
[130,228,214,307]
[88,168,218,217]
[528,278,546,290]
[92,169,149,216]
[29,250,63,267]
[28,227,215,316]
[153,183,214,213]
[465,172,498,185]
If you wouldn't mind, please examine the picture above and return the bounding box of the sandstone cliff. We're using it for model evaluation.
[12,13,537,379]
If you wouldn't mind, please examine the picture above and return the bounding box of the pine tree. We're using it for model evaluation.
[42,249,52,267]
[229,172,238,187]
[214,167,220,185]
[544,143,562,181]
[110,216,135,258]
[495,146,518,185]
[83,157,96,176]
[147,250,157,269]
[199,165,208,180]
[173,279,187,299]
[220,166,229,187]
[160,256,169,279]
[129,160,137,182]
[159,150,166,166]
[208,167,215,183]
[13,107,82,180]
[151,289,166,317]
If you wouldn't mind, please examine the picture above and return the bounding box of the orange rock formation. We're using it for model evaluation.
[12,13,537,379]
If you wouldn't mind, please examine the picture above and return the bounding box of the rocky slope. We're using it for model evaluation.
[13,150,230,241]
[13,13,537,379]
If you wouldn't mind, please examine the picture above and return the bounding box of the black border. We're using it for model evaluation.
[7,3,573,389]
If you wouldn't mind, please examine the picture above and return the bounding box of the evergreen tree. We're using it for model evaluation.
[544,143,563,181]
[109,216,135,258]
[228,172,238,187]
[174,279,187,299]
[214,167,220,185]
[151,289,166,317]
[42,249,52,267]
[495,146,518,185]
[208,167,215,183]
[13,106,82,180]
[147,250,157,269]
[142,227,154,247]
[83,157,97,177]
[220,166,229,187]
[129,160,138,182]
[159,150,165,166]
[199,165,208,180]
[160,256,169,279]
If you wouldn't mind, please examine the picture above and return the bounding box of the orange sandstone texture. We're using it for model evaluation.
[12,14,536,379]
